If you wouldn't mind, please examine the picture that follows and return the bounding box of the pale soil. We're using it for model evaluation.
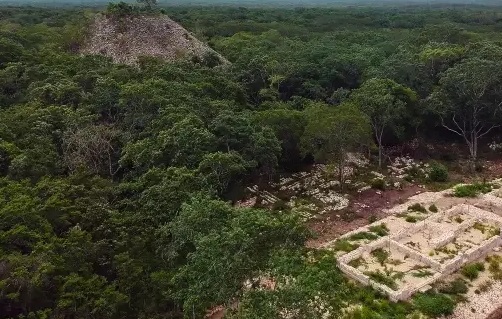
[444,252,502,319]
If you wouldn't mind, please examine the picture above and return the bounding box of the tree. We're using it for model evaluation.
[197,151,247,195]
[301,103,371,188]
[62,124,122,177]
[429,58,502,164]
[350,78,417,168]
[168,195,308,316]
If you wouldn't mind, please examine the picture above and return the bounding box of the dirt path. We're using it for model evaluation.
[306,184,423,247]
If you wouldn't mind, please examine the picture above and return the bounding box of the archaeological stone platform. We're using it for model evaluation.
[331,203,502,301]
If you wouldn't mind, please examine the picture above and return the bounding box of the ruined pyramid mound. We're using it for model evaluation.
[81,13,228,66]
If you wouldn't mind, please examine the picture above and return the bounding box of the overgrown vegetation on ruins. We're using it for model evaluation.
[1,1,502,318]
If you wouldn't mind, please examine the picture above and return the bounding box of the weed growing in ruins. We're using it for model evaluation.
[349,232,379,241]
[365,270,398,290]
[405,216,418,223]
[371,248,390,265]
[334,239,359,252]
[408,203,427,213]
[461,262,485,280]
[487,255,502,280]
[438,278,468,295]
[348,257,365,269]
[429,204,438,213]
[368,223,389,237]
[412,269,433,278]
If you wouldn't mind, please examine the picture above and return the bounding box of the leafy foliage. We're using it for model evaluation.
[2,3,502,319]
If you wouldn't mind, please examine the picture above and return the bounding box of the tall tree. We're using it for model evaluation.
[301,103,371,188]
[429,58,502,164]
[350,78,417,168]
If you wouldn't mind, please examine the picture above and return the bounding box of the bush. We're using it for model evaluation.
[272,199,288,211]
[368,215,378,223]
[429,204,438,213]
[371,248,389,265]
[462,262,485,280]
[333,239,359,252]
[405,216,418,223]
[414,293,455,318]
[349,231,379,241]
[370,178,386,191]
[408,203,427,213]
[438,278,468,295]
[454,183,492,198]
[368,223,389,237]
[366,270,398,290]
[428,161,448,182]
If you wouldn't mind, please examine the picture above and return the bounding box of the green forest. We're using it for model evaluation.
[1,1,502,319]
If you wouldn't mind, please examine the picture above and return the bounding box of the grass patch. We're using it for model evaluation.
[429,204,438,213]
[408,203,427,213]
[368,223,389,237]
[333,239,359,252]
[412,269,434,278]
[487,255,502,280]
[405,216,418,223]
[348,231,379,241]
[453,183,492,198]
[348,257,365,269]
[371,248,390,265]
[461,262,485,280]
[366,270,398,290]
[414,292,455,318]
[438,278,468,295]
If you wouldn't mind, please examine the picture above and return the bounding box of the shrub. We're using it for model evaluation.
[454,183,492,198]
[405,216,418,223]
[429,204,438,213]
[370,178,386,191]
[368,223,389,237]
[366,270,398,290]
[428,161,449,182]
[412,269,433,278]
[462,262,485,280]
[438,278,468,295]
[368,215,378,223]
[408,203,427,213]
[414,293,455,318]
[349,231,379,241]
[333,239,359,252]
[348,257,364,268]
[371,248,389,265]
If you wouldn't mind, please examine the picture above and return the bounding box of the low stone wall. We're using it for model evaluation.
[338,262,370,285]
[389,240,442,270]
[336,201,502,302]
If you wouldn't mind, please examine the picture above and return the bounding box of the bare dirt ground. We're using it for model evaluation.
[306,184,423,247]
